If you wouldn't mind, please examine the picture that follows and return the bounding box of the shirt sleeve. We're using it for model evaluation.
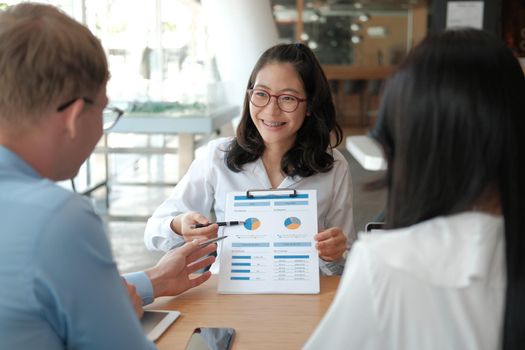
[319,151,356,275]
[304,242,380,350]
[144,139,219,251]
[33,196,156,350]
[123,271,154,306]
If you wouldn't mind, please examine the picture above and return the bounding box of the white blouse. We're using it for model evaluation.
[144,137,356,275]
[304,211,505,349]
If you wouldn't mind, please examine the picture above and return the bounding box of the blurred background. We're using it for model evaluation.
[1,0,521,272]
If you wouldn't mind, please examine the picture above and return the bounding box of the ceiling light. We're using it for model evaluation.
[358,13,370,22]
[308,41,318,50]
[351,35,362,44]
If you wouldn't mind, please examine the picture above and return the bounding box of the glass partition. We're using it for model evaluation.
[271,0,423,128]
[271,0,418,66]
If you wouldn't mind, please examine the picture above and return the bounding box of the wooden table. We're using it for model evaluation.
[148,275,341,349]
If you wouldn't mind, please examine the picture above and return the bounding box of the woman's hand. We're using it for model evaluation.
[314,227,347,261]
[171,211,219,242]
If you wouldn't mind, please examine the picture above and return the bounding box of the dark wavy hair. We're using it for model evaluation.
[372,29,525,349]
[225,43,342,177]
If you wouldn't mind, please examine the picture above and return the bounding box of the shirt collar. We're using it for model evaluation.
[0,145,41,179]
[359,211,504,287]
[244,158,303,189]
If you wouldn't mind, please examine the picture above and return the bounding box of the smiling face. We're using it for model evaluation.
[249,62,308,151]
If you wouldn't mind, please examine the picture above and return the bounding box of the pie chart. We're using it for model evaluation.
[284,217,301,230]
[244,218,261,230]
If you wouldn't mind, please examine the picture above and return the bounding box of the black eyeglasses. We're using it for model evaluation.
[57,97,124,131]
[247,89,307,113]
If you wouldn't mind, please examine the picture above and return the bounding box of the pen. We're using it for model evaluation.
[190,221,245,229]
[168,235,228,250]
[198,235,228,248]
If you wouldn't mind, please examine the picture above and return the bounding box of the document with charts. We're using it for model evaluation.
[218,189,319,294]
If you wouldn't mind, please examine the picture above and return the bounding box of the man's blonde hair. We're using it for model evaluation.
[0,3,109,127]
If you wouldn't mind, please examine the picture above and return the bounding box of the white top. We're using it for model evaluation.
[144,137,356,275]
[304,211,505,350]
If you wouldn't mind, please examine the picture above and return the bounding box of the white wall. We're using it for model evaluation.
[202,0,279,118]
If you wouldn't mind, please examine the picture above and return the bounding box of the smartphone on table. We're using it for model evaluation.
[184,327,235,350]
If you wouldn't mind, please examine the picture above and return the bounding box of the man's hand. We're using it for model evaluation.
[314,227,347,262]
[122,278,144,319]
[145,240,216,298]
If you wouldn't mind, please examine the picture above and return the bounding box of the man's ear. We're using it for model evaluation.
[61,99,85,139]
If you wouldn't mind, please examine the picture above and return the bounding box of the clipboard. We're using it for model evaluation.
[217,189,320,294]
[246,188,297,198]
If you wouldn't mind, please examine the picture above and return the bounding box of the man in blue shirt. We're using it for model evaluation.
[0,3,215,349]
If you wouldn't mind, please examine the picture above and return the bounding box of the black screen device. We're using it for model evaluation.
[184,327,235,350]
[365,222,385,232]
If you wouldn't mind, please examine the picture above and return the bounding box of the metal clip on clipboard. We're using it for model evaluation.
[245,188,297,198]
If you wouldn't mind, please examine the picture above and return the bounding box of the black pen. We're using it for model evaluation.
[190,221,245,229]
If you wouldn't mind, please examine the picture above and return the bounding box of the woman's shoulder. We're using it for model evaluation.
[331,147,345,159]
[206,137,234,150]
[325,147,349,173]
[203,137,234,160]
[355,212,504,287]
[331,148,348,164]
[358,212,502,249]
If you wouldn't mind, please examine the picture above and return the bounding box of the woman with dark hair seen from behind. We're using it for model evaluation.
[145,43,355,276]
[305,29,525,349]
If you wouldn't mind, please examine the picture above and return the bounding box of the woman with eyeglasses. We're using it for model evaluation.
[144,43,355,276]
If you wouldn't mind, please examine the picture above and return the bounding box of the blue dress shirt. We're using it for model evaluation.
[0,146,156,349]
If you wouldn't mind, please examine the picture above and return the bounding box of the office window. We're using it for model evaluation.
[85,0,209,103]
[1,0,210,104]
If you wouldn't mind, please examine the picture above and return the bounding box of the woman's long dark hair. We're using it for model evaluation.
[373,29,525,349]
[225,43,342,177]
